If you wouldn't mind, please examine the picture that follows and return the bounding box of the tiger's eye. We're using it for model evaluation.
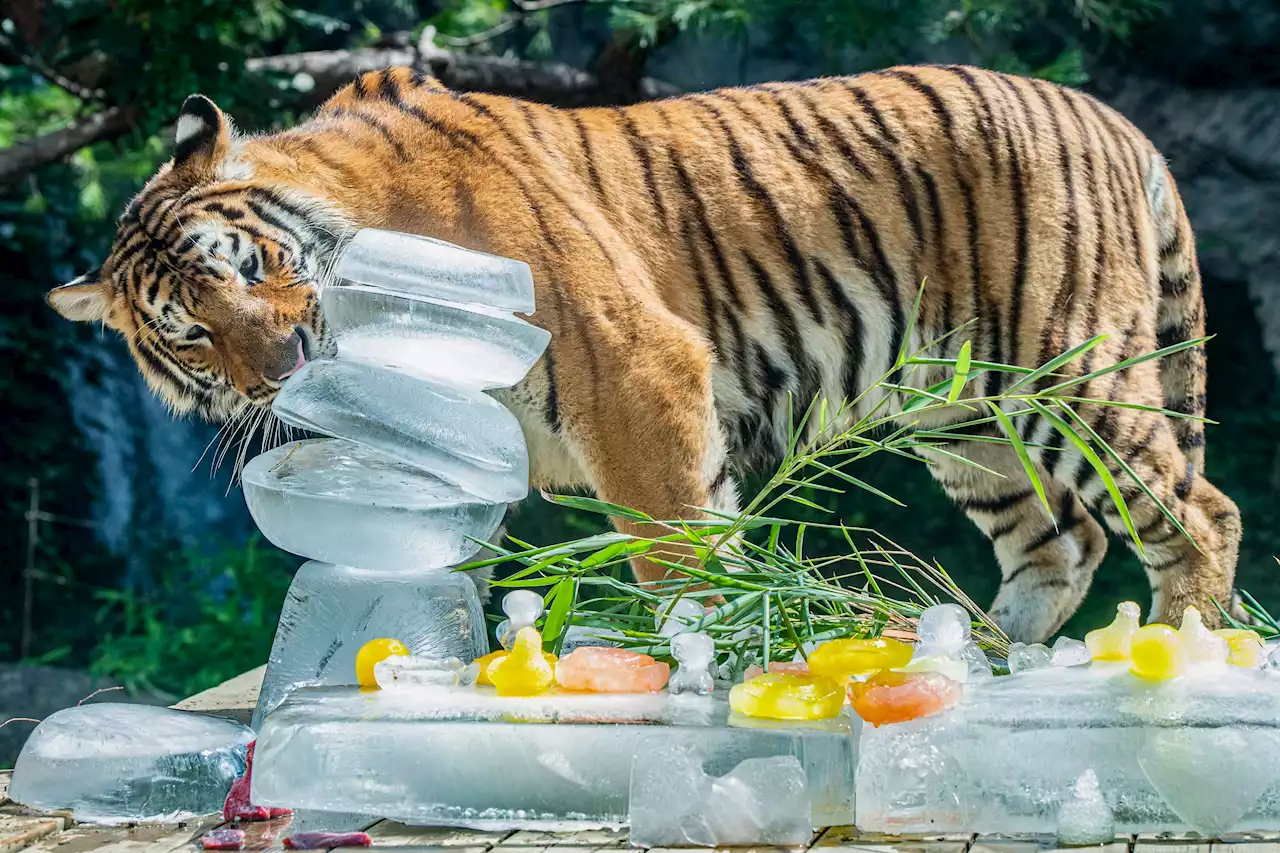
[238,253,261,283]
[184,325,211,342]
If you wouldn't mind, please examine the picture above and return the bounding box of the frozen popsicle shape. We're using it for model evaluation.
[9,704,253,824]
[252,561,488,728]
[272,359,529,503]
[321,285,550,391]
[335,228,536,314]
[243,439,506,571]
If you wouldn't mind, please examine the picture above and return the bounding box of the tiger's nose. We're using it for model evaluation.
[268,330,307,381]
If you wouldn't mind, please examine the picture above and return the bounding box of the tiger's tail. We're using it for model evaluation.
[1146,153,1207,475]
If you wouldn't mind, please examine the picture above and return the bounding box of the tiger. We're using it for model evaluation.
[46,63,1243,644]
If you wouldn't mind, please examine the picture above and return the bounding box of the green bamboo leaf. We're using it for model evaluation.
[1056,402,1198,553]
[541,493,655,522]
[648,558,770,590]
[783,494,830,512]
[901,376,956,413]
[917,445,1006,478]
[1005,335,1108,393]
[543,577,576,650]
[578,539,650,570]
[1039,336,1212,396]
[1028,400,1143,557]
[808,460,906,506]
[896,278,928,369]
[947,340,972,402]
[908,357,1036,375]
[1058,396,1215,423]
[987,401,1053,520]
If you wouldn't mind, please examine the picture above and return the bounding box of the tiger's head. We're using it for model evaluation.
[48,95,351,422]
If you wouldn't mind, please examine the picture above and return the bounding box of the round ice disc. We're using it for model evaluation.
[243,439,507,571]
[271,359,530,503]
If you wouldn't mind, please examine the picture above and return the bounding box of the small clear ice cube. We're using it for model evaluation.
[917,604,970,652]
[1052,637,1092,668]
[1008,642,1053,674]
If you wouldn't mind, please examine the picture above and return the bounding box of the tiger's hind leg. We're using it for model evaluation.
[1057,410,1241,628]
[919,440,1108,644]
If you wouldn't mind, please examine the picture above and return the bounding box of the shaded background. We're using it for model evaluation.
[2,0,1278,762]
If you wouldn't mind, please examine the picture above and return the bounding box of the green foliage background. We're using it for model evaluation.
[2,0,1276,698]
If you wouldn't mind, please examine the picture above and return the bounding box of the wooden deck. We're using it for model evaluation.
[4,670,1276,853]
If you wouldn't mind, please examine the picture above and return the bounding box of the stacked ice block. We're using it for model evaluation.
[242,228,550,726]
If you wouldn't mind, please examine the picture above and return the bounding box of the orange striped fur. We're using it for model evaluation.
[48,65,1242,642]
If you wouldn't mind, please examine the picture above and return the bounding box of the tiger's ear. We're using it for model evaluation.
[172,94,235,175]
[47,268,111,323]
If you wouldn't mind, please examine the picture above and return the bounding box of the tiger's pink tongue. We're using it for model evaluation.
[278,339,307,380]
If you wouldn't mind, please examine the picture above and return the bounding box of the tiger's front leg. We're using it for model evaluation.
[550,303,738,587]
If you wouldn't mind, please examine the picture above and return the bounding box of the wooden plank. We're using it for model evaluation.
[171,667,266,727]
[501,828,627,847]
[645,848,811,853]
[366,822,512,848]
[1213,837,1280,847]
[816,840,969,853]
[228,815,299,852]
[816,826,973,847]
[1134,834,1211,853]
[23,815,221,853]
[0,815,66,853]
[491,846,623,853]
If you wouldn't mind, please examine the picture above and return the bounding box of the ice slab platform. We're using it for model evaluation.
[252,685,858,831]
[856,661,1280,838]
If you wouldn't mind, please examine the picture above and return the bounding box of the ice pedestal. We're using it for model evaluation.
[252,561,488,729]
[252,686,858,830]
[243,439,505,571]
[9,704,253,824]
[855,662,1280,837]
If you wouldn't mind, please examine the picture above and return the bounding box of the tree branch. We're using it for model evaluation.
[0,105,137,187]
[1,37,678,187]
[0,34,106,101]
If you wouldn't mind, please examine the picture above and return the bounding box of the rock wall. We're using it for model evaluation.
[1095,74,1280,377]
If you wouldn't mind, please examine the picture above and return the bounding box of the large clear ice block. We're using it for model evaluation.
[251,561,489,729]
[322,285,549,391]
[9,704,253,824]
[252,686,857,830]
[271,359,529,503]
[243,439,506,571]
[335,229,536,315]
[855,662,1280,838]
